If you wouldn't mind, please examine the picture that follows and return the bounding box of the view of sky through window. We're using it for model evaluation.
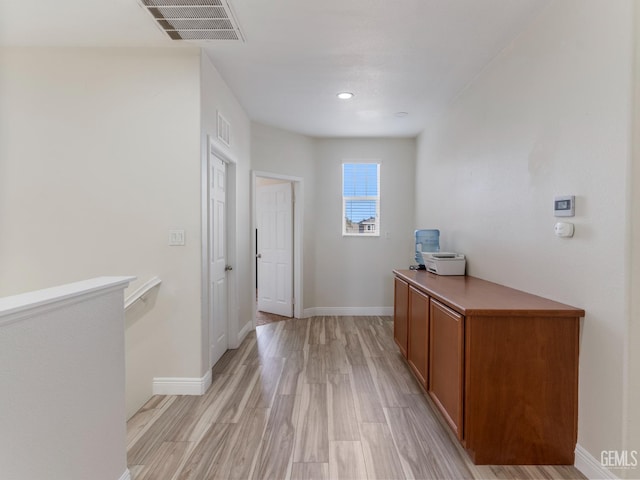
[342,163,380,235]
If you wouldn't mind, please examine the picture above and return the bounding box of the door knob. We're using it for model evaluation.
[225,265,233,271]
[256,253,262,259]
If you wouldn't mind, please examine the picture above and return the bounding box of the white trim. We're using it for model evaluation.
[124,276,161,311]
[234,319,253,348]
[118,469,132,480]
[575,444,619,480]
[203,135,239,371]
[210,136,238,165]
[0,276,135,327]
[251,170,304,320]
[303,306,394,318]
[152,370,212,396]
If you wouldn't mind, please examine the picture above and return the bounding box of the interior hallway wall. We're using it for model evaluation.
[628,1,640,473]
[251,125,416,314]
[312,138,416,313]
[0,47,203,418]
[414,0,635,472]
[250,122,317,311]
[200,51,252,374]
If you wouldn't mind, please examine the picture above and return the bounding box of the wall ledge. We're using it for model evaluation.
[575,444,619,480]
[303,306,393,318]
[153,370,212,396]
[0,276,135,327]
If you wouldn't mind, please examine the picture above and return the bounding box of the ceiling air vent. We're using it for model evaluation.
[140,0,245,41]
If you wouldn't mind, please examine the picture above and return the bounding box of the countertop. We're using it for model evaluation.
[393,270,585,317]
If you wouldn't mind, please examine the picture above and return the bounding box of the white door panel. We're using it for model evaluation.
[257,182,293,317]
[210,157,228,367]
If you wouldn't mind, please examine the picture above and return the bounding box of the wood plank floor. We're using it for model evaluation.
[127,316,586,480]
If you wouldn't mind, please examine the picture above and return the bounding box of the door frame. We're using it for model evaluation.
[202,136,239,372]
[251,170,303,320]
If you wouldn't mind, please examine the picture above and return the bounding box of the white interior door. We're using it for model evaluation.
[210,156,228,367]
[257,182,293,317]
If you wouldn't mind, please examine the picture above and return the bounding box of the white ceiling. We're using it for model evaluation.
[0,0,550,138]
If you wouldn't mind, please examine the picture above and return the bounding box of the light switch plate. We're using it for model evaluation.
[169,229,185,246]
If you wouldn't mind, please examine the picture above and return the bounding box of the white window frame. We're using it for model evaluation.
[342,162,380,237]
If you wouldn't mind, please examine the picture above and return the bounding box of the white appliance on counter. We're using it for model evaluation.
[421,252,466,276]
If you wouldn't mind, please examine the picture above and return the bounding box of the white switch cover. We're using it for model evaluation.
[169,229,185,246]
[554,222,574,238]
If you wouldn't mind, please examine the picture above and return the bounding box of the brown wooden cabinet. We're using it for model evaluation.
[392,269,584,466]
[393,276,408,357]
[407,286,429,388]
[428,299,464,440]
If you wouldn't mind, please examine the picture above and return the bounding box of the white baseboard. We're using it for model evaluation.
[152,369,212,396]
[118,469,131,480]
[575,444,619,480]
[235,320,253,348]
[302,306,394,318]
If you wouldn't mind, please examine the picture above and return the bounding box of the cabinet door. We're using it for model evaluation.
[428,299,464,440]
[393,277,409,357]
[408,286,429,387]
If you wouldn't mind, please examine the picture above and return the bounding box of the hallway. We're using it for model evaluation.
[126,316,585,480]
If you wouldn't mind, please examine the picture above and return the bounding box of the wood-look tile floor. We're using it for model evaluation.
[127,316,587,480]
[255,309,290,327]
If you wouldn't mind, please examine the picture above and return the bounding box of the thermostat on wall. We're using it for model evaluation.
[554,195,575,217]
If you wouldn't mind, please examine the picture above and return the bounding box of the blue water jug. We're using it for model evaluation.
[415,229,440,265]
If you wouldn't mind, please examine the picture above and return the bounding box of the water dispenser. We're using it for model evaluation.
[414,229,440,268]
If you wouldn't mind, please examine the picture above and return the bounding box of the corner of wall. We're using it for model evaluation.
[575,445,620,480]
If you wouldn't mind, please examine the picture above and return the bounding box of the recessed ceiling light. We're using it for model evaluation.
[395,112,409,117]
[337,92,354,100]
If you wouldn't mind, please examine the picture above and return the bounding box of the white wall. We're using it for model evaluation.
[414,0,635,470]
[200,51,252,365]
[251,122,317,309]
[0,47,204,418]
[0,277,132,480]
[628,1,640,473]
[251,126,416,314]
[313,138,415,313]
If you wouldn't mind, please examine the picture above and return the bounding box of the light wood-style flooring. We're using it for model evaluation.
[255,309,290,326]
[126,316,586,480]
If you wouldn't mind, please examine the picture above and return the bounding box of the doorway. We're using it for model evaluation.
[204,136,238,371]
[252,171,303,322]
[256,178,293,318]
[208,154,229,367]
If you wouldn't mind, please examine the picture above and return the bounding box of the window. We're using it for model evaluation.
[342,162,380,236]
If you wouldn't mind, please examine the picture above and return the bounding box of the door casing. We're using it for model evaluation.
[251,170,304,321]
[202,136,239,373]
[256,181,293,317]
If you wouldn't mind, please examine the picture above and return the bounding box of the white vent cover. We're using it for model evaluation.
[217,111,231,147]
[139,0,244,41]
